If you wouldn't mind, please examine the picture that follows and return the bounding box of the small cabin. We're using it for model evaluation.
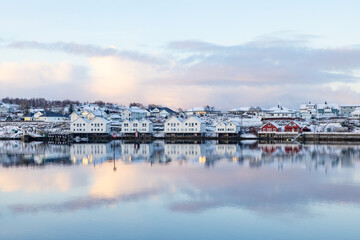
[261,121,281,132]
[284,121,302,133]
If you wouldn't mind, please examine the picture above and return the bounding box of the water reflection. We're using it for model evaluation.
[1,141,360,171]
[1,141,360,239]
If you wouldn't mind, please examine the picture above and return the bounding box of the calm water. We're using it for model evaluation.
[1,140,360,240]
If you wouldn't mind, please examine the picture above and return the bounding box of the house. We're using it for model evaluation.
[351,108,360,118]
[260,121,281,132]
[284,121,302,133]
[215,121,241,136]
[81,109,107,120]
[0,104,15,116]
[23,113,35,121]
[300,102,317,119]
[183,116,206,133]
[185,106,221,116]
[164,116,205,136]
[121,119,153,134]
[35,111,67,122]
[121,107,147,120]
[70,117,110,134]
[341,105,360,116]
[164,116,184,133]
[109,113,122,122]
[316,102,339,118]
[264,105,297,119]
[148,107,176,118]
[227,107,262,116]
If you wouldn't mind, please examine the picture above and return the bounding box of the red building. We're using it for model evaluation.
[261,121,281,132]
[284,121,302,133]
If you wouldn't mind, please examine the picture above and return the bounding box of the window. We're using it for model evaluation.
[268,123,271,126]
[273,128,276,131]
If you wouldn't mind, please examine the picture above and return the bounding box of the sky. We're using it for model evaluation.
[1,0,360,110]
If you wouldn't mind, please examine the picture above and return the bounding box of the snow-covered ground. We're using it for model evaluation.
[0,122,69,138]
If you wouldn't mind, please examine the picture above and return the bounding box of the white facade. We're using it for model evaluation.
[215,121,240,133]
[121,119,153,133]
[300,103,317,119]
[70,117,110,133]
[164,116,205,134]
[265,106,297,119]
[351,108,360,118]
[121,107,147,120]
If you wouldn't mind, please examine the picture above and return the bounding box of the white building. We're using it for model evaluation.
[121,119,153,134]
[70,117,110,133]
[351,108,360,118]
[300,103,317,119]
[33,111,67,122]
[164,116,205,135]
[185,106,221,116]
[265,105,297,119]
[147,107,176,118]
[316,103,340,118]
[227,107,262,116]
[121,107,147,120]
[341,105,360,116]
[215,121,241,134]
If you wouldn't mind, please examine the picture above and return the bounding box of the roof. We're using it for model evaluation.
[40,111,66,117]
[125,107,147,113]
[150,107,176,114]
[262,121,280,129]
[165,116,184,123]
[185,116,204,123]
[317,103,340,110]
[285,121,303,127]
[186,107,220,113]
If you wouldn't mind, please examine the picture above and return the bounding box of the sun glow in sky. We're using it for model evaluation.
[1,0,360,109]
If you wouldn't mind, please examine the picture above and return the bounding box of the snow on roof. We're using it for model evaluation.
[340,104,360,107]
[126,107,147,113]
[186,107,220,112]
[267,106,293,112]
[229,107,250,112]
[317,103,339,110]
[166,116,184,123]
[285,120,303,127]
[351,108,360,115]
[186,116,205,123]
[262,121,281,128]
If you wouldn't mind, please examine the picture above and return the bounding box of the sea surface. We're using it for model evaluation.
[0,140,360,240]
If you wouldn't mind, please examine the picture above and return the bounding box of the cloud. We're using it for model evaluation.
[7,41,165,64]
[4,35,360,109]
[0,61,89,100]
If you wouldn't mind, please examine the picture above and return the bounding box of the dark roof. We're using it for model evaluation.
[42,111,66,117]
[23,113,35,117]
[150,107,176,114]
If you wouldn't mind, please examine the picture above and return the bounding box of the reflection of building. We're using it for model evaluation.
[70,143,112,165]
[121,143,153,163]
[164,144,205,160]
[215,144,239,156]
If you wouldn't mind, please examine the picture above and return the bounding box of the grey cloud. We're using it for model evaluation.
[165,38,360,87]
[8,41,166,64]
